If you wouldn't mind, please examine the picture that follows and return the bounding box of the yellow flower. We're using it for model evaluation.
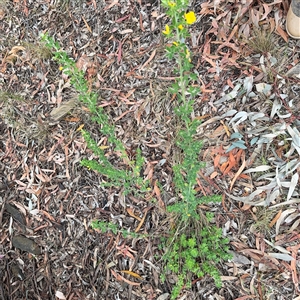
[168,1,176,7]
[184,11,196,25]
[173,41,179,46]
[59,66,63,71]
[178,24,184,30]
[186,49,191,62]
[162,24,171,35]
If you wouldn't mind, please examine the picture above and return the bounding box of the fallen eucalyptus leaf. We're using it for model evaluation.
[285,64,300,78]
[229,111,248,126]
[225,190,265,205]
[287,126,300,155]
[243,165,271,173]
[12,235,41,255]
[230,132,243,139]
[50,98,77,121]
[11,263,25,280]
[277,112,291,119]
[215,84,241,104]
[5,203,26,226]
[271,198,300,208]
[264,239,291,254]
[270,99,281,119]
[156,294,170,300]
[55,291,66,300]
[225,141,247,153]
[250,137,259,146]
[268,253,294,261]
[287,173,299,201]
[256,83,272,95]
[276,209,296,235]
[243,76,253,95]
[267,188,280,205]
[221,109,237,117]
[229,251,251,264]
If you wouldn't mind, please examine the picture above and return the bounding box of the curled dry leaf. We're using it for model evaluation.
[285,64,300,79]
[111,269,140,286]
[5,46,26,64]
[50,99,77,121]
[276,208,296,235]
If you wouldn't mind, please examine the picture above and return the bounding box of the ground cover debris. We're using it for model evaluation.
[0,0,300,299]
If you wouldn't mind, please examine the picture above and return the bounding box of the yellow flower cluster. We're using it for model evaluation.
[162,11,196,36]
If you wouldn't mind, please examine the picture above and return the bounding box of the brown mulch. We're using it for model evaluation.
[0,0,300,299]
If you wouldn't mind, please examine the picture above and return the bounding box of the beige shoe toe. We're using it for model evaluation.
[286,0,300,39]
